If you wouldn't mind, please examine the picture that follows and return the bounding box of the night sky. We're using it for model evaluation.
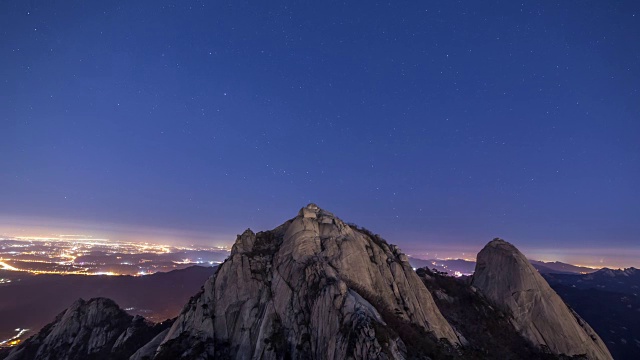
[1,1,639,267]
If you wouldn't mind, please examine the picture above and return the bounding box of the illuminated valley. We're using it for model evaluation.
[0,235,230,276]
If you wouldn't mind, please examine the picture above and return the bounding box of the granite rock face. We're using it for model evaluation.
[147,204,460,359]
[4,298,170,360]
[471,238,613,360]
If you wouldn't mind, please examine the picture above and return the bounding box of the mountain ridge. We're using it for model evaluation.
[2,205,615,360]
[407,257,601,276]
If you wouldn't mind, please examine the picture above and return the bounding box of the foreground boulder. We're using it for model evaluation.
[472,238,613,360]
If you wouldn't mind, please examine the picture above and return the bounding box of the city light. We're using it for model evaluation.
[0,236,230,276]
[0,328,29,348]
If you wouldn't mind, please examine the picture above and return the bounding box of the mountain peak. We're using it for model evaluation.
[297,202,337,220]
[304,202,320,211]
[485,237,516,250]
[68,297,119,312]
[148,205,460,359]
[472,239,612,359]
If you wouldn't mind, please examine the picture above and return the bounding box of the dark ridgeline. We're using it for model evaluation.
[544,268,640,360]
[1,206,615,360]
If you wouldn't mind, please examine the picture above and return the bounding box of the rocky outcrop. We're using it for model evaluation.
[147,204,460,359]
[471,238,613,360]
[4,298,171,360]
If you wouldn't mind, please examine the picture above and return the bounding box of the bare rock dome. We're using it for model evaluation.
[472,238,612,360]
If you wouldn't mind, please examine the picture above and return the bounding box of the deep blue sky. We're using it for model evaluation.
[1,1,639,266]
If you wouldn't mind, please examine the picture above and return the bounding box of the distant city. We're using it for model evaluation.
[0,235,230,276]
[0,235,224,348]
[0,234,607,280]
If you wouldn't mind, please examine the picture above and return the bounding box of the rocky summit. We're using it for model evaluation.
[138,203,460,359]
[472,238,613,360]
[2,206,615,360]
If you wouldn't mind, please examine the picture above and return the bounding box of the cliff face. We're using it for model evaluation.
[471,239,613,360]
[4,298,171,360]
[142,204,459,359]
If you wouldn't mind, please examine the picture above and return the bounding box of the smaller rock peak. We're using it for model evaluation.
[484,238,518,252]
[65,298,122,317]
[84,297,120,309]
[297,203,339,223]
[488,237,508,245]
[299,203,321,218]
[69,298,87,310]
[231,229,257,255]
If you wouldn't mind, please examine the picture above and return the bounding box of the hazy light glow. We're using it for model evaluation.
[2,218,638,269]
[0,215,234,248]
